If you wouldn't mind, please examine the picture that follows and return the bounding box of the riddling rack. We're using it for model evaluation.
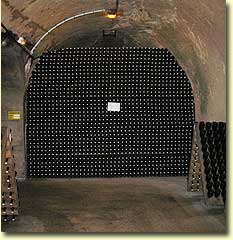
[1,127,19,222]
[187,123,202,192]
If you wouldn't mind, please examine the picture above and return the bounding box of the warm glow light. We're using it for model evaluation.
[106,13,117,19]
[17,37,26,46]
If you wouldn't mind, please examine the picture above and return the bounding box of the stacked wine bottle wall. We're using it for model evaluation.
[198,122,226,205]
[1,127,19,222]
[26,47,195,178]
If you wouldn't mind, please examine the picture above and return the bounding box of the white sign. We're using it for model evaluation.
[107,102,120,112]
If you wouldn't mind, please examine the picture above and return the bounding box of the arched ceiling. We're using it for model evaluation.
[1,0,226,121]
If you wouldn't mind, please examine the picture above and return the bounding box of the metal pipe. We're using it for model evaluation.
[30,9,106,55]
[116,0,119,11]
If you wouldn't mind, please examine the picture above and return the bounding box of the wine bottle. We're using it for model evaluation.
[5,166,9,174]
[207,188,214,198]
[6,175,10,183]
[12,215,16,222]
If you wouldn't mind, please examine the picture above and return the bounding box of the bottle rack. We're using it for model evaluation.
[197,122,226,206]
[187,123,202,192]
[1,127,19,222]
[26,47,195,178]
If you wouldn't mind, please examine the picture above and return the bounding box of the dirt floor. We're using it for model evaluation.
[2,177,226,233]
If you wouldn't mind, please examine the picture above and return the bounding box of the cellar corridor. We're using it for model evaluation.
[1,27,226,234]
[1,0,226,233]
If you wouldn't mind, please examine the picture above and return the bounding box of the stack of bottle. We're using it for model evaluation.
[1,127,19,222]
[26,47,195,178]
[199,122,226,205]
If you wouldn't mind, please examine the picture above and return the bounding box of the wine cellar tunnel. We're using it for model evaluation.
[1,0,226,233]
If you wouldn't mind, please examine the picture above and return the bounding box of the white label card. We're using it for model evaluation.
[107,102,120,112]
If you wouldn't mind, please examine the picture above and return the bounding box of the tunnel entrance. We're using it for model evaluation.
[25,47,194,178]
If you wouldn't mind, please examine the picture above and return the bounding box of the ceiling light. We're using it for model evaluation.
[105,9,117,19]
[17,37,26,46]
